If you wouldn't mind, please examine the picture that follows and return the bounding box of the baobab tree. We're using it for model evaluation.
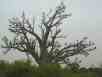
[1,2,96,65]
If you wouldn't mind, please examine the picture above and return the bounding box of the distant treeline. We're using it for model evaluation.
[0,60,101,77]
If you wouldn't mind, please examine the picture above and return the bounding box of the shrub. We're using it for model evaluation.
[0,60,98,77]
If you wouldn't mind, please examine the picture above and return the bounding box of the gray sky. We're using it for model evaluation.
[0,0,102,67]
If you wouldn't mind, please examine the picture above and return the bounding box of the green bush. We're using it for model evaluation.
[0,60,99,77]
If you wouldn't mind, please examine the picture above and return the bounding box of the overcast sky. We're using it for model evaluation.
[0,0,102,67]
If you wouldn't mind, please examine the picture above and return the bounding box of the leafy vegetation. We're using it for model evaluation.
[0,60,101,77]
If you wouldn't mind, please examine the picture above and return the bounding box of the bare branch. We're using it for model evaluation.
[1,2,96,65]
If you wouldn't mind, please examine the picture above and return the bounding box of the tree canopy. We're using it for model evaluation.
[1,2,96,65]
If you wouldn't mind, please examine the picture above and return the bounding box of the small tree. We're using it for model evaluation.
[1,2,96,65]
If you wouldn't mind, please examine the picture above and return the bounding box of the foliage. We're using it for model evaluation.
[0,60,101,77]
